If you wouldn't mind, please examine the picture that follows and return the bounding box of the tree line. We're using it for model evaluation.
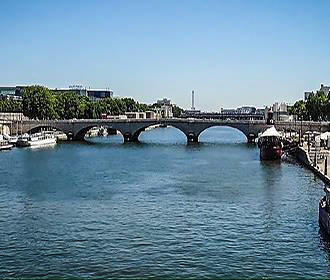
[289,90,330,121]
[0,86,183,120]
[0,99,22,113]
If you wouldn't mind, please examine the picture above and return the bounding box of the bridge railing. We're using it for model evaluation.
[20,118,268,124]
[19,118,329,127]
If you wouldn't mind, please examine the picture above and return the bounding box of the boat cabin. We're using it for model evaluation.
[257,126,282,148]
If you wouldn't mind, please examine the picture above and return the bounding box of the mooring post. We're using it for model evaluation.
[325,156,328,176]
[314,152,317,167]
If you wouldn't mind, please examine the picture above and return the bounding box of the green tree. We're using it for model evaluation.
[0,99,23,113]
[305,91,328,121]
[19,85,184,120]
[172,105,184,117]
[54,92,83,119]
[22,86,57,120]
[138,103,150,112]
[288,100,307,120]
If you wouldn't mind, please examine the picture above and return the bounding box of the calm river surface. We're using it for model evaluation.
[1,127,330,279]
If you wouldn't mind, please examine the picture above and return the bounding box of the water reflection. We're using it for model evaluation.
[319,226,330,261]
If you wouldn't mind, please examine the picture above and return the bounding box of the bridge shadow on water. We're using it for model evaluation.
[81,136,256,150]
[184,141,256,151]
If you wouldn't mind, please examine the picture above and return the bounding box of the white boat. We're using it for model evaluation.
[0,135,13,151]
[3,134,18,145]
[16,132,56,148]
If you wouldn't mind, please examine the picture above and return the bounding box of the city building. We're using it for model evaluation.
[304,84,330,101]
[183,106,264,120]
[0,85,113,101]
[220,108,236,115]
[154,105,173,118]
[0,86,16,97]
[125,112,146,119]
[154,97,174,118]
[105,111,157,120]
[50,85,113,100]
[146,111,157,119]
[50,85,88,97]
[102,115,127,120]
[220,106,258,115]
[255,108,265,115]
[157,98,171,106]
[0,86,25,100]
[320,84,330,95]
[272,102,288,113]
[304,91,313,101]
[184,109,201,115]
[236,106,257,114]
[265,102,293,121]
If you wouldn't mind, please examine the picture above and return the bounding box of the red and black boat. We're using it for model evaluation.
[257,126,283,160]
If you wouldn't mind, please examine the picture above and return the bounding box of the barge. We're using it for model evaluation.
[257,126,283,160]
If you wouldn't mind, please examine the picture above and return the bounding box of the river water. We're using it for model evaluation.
[1,126,330,279]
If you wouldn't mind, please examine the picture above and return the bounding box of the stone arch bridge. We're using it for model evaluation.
[12,118,330,143]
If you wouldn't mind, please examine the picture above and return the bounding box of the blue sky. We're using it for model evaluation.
[1,0,330,110]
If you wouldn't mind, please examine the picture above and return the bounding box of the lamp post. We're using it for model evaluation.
[294,115,297,141]
[299,116,303,146]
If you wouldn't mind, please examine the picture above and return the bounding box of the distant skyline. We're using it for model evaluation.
[1,0,330,110]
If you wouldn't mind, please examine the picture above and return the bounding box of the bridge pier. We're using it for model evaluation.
[247,134,257,143]
[67,132,74,141]
[187,133,199,143]
[123,133,139,143]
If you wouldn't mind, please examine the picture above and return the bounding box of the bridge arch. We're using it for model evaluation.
[135,124,187,143]
[74,124,126,141]
[199,124,257,143]
[198,125,250,143]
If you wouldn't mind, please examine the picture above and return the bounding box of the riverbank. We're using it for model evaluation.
[294,145,330,185]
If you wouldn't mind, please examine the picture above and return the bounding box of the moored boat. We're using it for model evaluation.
[257,126,283,160]
[319,186,330,235]
[16,133,30,147]
[16,131,56,148]
[0,135,13,151]
[3,134,18,145]
[97,126,108,137]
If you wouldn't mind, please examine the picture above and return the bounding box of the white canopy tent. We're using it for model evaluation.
[317,131,330,141]
[259,126,281,138]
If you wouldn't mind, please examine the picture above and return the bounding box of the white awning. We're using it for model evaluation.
[320,131,330,140]
[260,126,281,138]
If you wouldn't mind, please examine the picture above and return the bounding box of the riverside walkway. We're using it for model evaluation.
[12,118,330,143]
